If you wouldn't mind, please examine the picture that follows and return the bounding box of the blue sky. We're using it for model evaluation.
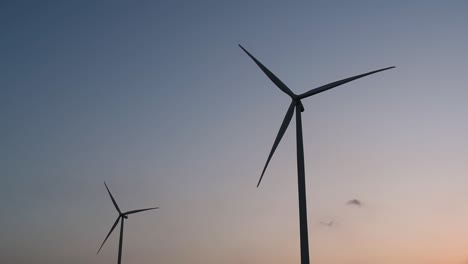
[2,1,468,263]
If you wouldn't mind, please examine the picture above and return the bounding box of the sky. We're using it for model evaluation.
[1,1,468,263]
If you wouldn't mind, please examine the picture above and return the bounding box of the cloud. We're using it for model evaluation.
[319,221,334,227]
[346,199,363,207]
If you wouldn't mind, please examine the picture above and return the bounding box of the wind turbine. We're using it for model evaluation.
[239,44,394,264]
[97,182,159,264]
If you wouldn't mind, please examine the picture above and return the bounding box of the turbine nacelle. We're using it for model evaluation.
[293,99,305,112]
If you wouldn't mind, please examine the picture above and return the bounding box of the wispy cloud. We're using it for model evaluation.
[319,221,334,227]
[346,199,363,207]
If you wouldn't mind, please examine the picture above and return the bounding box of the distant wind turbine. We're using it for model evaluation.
[239,44,394,264]
[97,182,158,264]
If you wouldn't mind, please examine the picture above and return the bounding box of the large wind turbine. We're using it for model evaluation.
[239,44,394,264]
[97,182,158,264]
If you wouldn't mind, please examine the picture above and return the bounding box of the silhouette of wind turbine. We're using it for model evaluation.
[239,44,394,264]
[97,182,158,264]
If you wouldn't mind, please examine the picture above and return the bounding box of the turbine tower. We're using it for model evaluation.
[97,182,158,264]
[239,44,394,264]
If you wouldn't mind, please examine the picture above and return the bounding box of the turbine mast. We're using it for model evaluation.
[295,103,309,264]
[118,217,124,264]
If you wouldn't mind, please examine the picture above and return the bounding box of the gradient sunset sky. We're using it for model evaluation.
[2,1,468,264]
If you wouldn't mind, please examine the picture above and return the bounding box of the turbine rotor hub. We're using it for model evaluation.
[293,99,305,112]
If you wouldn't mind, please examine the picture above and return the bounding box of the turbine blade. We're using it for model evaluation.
[298,66,395,99]
[239,44,296,98]
[104,182,121,214]
[97,216,121,254]
[124,207,159,215]
[257,101,295,187]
